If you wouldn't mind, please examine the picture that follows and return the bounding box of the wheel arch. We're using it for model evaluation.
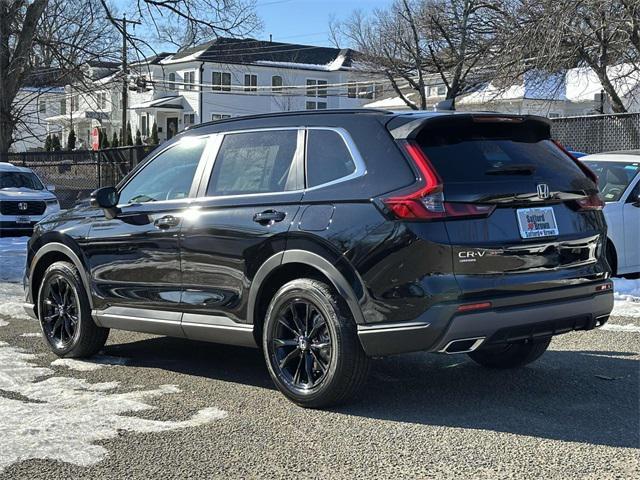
[248,250,366,343]
[29,242,93,314]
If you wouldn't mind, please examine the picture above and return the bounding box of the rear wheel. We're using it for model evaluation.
[467,338,551,369]
[262,278,369,408]
[38,261,109,357]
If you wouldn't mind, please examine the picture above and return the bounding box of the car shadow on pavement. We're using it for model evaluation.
[104,336,639,449]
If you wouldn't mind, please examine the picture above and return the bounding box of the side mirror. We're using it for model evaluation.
[633,193,640,208]
[46,184,56,192]
[90,186,120,219]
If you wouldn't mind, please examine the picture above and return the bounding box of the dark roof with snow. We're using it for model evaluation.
[166,37,355,70]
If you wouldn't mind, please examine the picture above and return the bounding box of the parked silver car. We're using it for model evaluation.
[0,162,60,234]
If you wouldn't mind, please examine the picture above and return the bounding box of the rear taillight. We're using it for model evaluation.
[574,193,605,211]
[382,141,496,220]
[552,140,599,184]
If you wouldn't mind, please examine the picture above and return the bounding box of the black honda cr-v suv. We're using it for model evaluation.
[23,109,613,407]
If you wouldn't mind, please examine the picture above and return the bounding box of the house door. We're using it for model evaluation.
[166,117,178,139]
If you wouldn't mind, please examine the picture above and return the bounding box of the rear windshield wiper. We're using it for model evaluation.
[485,164,537,175]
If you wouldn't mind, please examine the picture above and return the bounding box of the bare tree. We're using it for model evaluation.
[495,0,636,113]
[1,0,260,154]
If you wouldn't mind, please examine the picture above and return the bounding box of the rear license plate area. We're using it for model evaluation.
[516,206,558,239]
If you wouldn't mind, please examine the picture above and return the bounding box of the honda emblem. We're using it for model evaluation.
[536,184,550,200]
[17,202,28,211]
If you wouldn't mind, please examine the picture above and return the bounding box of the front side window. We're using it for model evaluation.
[118,137,206,204]
[206,130,298,196]
[306,130,356,188]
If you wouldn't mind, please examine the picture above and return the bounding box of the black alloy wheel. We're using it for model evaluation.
[269,298,333,391]
[41,274,80,349]
[262,278,370,408]
[38,261,109,357]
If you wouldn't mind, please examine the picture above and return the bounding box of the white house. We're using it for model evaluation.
[42,38,384,147]
[365,65,640,117]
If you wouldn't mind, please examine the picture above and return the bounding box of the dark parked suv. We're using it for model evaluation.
[23,109,614,407]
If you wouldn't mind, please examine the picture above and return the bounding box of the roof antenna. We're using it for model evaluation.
[434,99,455,111]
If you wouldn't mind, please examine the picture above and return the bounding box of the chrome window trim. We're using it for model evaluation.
[304,126,367,192]
[193,126,367,201]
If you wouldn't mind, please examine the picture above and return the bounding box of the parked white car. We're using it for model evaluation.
[582,151,640,277]
[0,162,60,234]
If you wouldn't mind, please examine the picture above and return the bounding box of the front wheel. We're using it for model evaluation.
[467,337,552,369]
[262,278,369,408]
[38,261,109,357]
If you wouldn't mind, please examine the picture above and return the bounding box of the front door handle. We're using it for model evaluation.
[154,215,180,229]
[253,210,286,225]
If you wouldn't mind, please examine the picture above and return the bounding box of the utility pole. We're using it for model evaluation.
[108,14,141,140]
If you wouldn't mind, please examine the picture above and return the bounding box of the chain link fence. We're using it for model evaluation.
[551,113,640,154]
[1,146,154,209]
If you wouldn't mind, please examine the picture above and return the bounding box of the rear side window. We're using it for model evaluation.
[416,123,586,183]
[306,129,356,187]
[207,130,298,196]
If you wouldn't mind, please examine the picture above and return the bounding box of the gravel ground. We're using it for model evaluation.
[0,308,638,479]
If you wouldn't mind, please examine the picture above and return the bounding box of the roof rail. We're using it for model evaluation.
[186,108,393,131]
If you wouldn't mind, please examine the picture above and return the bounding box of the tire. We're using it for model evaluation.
[606,242,617,276]
[37,261,109,358]
[262,278,370,408]
[467,337,552,369]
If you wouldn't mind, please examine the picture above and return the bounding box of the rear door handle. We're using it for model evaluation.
[253,210,286,224]
[154,215,180,229]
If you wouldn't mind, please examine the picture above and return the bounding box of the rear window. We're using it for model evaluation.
[416,123,586,183]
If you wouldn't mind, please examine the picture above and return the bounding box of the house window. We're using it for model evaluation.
[374,84,384,99]
[71,95,80,111]
[212,72,231,91]
[39,100,46,114]
[306,79,327,98]
[357,85,373,100]
[96,92,107,109]
[184,71,196,91]
[347,82,357,98]
[306,101,327,110]
[141,115,148,136]
[437,85,446,96]
[168,72,176,91]
[271,75,283,93]
[211,113,232,121]
[244,74,257,92]
[184,113,196,126]
[59,99,66,115]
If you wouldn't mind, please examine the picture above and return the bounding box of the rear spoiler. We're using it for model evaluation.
[386,113,552,140]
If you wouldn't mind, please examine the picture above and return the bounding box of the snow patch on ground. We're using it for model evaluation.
[20,332,41,337]
[0,236,28,283]
[600,323,640,333]
[612,278,640,318]
[0,342,227,472]
[0,282,30,321]
[51,355,129,371]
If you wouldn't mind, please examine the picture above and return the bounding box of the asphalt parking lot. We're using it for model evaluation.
[0,298,638,479]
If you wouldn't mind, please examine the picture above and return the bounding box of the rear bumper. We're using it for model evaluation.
[358,281,614,356]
